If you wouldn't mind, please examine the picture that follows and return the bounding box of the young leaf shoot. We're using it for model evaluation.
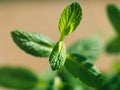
[59,2,82,37]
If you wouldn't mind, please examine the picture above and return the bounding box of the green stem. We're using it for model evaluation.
[60,35,66,41]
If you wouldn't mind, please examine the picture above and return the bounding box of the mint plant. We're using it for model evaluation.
[4,1,104,89]
[50,2,82,70]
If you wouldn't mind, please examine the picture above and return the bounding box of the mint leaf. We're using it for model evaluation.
[0,66,39,89]
[59,2,82,36]
[65,54,103,87]
[67,36,102,61]
[11,30,55,57]
[49,41,66,70]
[106,37,120,54]
[107,5,120,35]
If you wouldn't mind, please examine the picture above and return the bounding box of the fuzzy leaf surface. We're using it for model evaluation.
[11,30,55,57]
[49,41,66,70]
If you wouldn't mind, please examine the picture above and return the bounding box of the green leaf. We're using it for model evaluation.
[106,37,120,54]
[0,66,39,89]
[67,36,102,61]
[107,5,120,35]
[49,41,66,70]
[65,54,103,87]
[11,30,55,57]
[59,2,82,36]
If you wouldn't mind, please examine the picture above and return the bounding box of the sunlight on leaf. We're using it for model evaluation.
[59,2,82,36]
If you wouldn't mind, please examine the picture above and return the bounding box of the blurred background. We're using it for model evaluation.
[0,1,120,88]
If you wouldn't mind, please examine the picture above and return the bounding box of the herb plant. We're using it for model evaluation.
[0,1,104,90]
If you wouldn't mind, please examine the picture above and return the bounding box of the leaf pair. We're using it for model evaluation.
[49,2,82,70]
[106,5,120,54]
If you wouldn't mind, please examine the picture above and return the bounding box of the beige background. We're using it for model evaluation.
[0,0,120,89]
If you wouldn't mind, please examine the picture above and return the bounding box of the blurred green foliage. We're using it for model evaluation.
[67,36,102,62]
[103,4,120,90]
[106,4,120,54]
[0,66,39,90]
[107,5,120,35]
[106,37,120,54]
